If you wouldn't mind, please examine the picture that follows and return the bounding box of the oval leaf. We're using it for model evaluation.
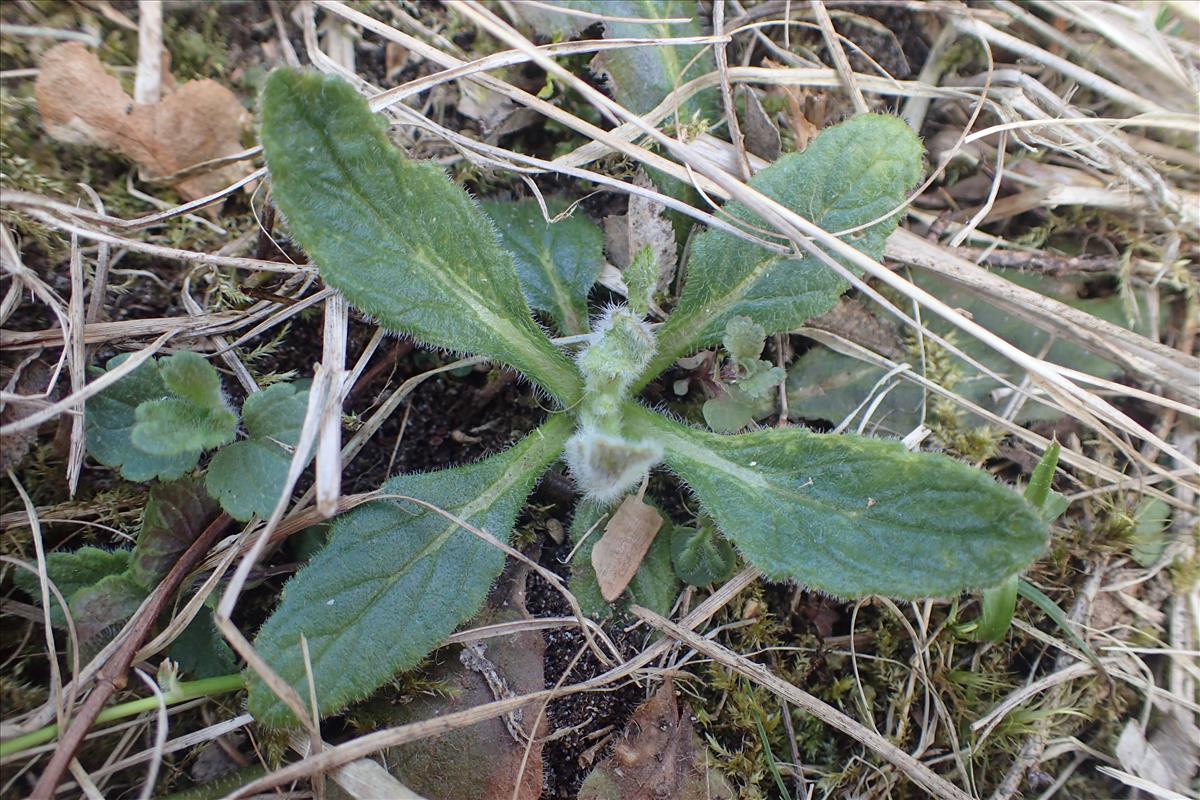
[85,355,199,481]
[627,404,1046,599]
[260,70,581,404]
[248,415,572,727]
[482,198,603,336]
[671,524,736,587]
[646,114,923,379]
[206,382,311,521]
[130,476,220,590]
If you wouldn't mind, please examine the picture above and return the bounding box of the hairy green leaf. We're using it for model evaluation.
[647,114,923,379]
[69,571,146,643]
[482,198,603,336]
[1131,497,1170,568]
[625,245,659,319]
[85,355,199,481]
[130,353,237,455]
[158,352,226,411]
[248,415,572,726]
[132,398,237,455]
[206,383,310,520]
[572,1,716,117]
[130,477,220,590]
[671,524,736,587]
[260,70,581,404]
[12,547,132,626]
[627,404,1046,599]
[723,316,767,365]
[1025,441,1069,522]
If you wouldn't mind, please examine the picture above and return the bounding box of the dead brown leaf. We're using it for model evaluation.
[603,170,677,291]
[738,85,781,162]
[578,682,734,800]
[0,362,57,473]
[36,42,251,204]
[592,495,664,602]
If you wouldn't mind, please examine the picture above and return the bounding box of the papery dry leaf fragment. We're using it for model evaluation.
[36,42,251,203]
[603,170,677,291]
[591,494,664,602]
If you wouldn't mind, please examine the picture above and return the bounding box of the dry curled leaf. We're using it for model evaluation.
[603,170,677,291]
[738,85,781,162]
[36,42,251,204]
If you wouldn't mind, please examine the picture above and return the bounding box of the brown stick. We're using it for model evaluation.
[30,513,233,799]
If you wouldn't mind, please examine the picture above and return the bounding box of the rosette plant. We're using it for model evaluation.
[248,70,1047,726]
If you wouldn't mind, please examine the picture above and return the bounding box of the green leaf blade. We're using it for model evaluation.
[968,574,1018,642]
[482,198,603,336]
[130,477,220,590]
[158,352,227,411]
[248,415,572,727]
[260,70,582,404]
[85,355,199,481]
[671,524,736,587]
[627,404,1047,599]
[12,547,132,627]
[132,398,237,455]
[648,114,923,378]
[241,382,309,442]
[571,0,716,117]
[207,382,311,521]
[206,440,293,522]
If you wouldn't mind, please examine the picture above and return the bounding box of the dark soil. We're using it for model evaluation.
[525,539,646,800]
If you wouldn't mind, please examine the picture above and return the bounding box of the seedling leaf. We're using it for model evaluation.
[132,397,237,455]
[69,571,147,643]
[205,441,291,522]
[624,245,659,319]
[248,415,572,726]
[671,524,736,587]
[158,352,226,411]
[241,381,309,441]
[12,547,132,627]
[169,605,238,679]
[647,114,922,378]
[628,404,1047,599]
[130,477,220,590]
[260,70,582,404]
[85,355,200,481]
[483,198,603,336]
[206,382,311,521]
[702,393,756,434]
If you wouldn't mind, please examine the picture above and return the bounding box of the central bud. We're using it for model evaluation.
[565,304,662,503]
